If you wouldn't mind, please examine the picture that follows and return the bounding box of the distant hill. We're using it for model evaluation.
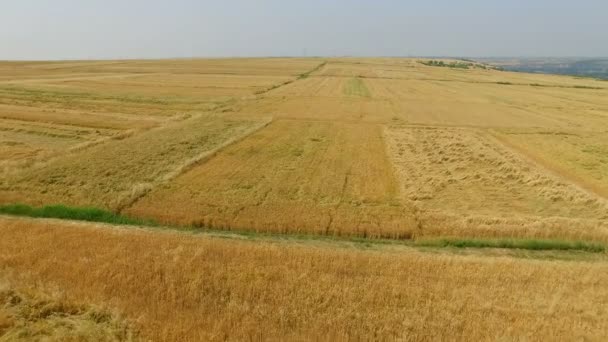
[476,58,608,80]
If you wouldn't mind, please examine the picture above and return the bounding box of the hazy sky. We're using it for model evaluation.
[2,0,607,60]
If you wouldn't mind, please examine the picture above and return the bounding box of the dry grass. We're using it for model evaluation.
[1,217,608,341]
[0,274,135,341]
[126,120,416,239]
[385,125,608,241]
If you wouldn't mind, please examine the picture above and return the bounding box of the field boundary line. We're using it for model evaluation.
[116,117,274,213]
[254,61,327,96]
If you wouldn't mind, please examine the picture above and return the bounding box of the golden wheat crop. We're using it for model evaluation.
[1,217,607,341]
[126,119,417,238]
[0,274,135,341]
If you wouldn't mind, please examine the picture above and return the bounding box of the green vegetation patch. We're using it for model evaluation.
[343,77,371,97]
[298,61,327,79]
[420,60,477,69]
[416,238,606,253]
[0,203,156,226]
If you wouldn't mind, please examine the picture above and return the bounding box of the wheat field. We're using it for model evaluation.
[126,119,417,238]
[1,57,608,340]
[1,217,608,341]
[1,58,607,239]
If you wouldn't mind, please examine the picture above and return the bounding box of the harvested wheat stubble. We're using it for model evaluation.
[269,76,350,98]
[0,103,157,131]
[0,58,320,83]
[236,73,397,123]
[365,74,608,130]
[62,58,322,77]
[0,275,135,341]
[0,115,264,210]
[126,120,417,238]
[385,125,608,241]
[1,217,608,341]
[0,120,114,163]
[236,96,396,123]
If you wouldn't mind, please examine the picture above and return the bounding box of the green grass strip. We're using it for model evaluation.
[1,203,606,254]
[416,238,605,253]
[298,61,327,79]
[0,203,156,226]
[343,77,371,97]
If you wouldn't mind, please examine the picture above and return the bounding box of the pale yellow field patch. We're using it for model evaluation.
[385,125,608,241]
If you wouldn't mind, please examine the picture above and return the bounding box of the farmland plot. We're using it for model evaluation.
[0,59,301,205]
[28,73,294,99]
[494,130,608,198]
[0,103,160,130]
[0,58,321,82]
[126,120,417,238]
[233,75,394,123]
[76,58,322,77]
[0,84,220,117]
[0,119,118,164]
[366,78,606,129]
[385,125,608,241]
[0,115,266,210]
[343,77,371,97]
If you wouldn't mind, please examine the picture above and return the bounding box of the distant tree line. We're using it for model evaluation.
[419,60,488,70]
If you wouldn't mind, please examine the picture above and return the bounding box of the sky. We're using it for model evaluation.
[1,0,607,60]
